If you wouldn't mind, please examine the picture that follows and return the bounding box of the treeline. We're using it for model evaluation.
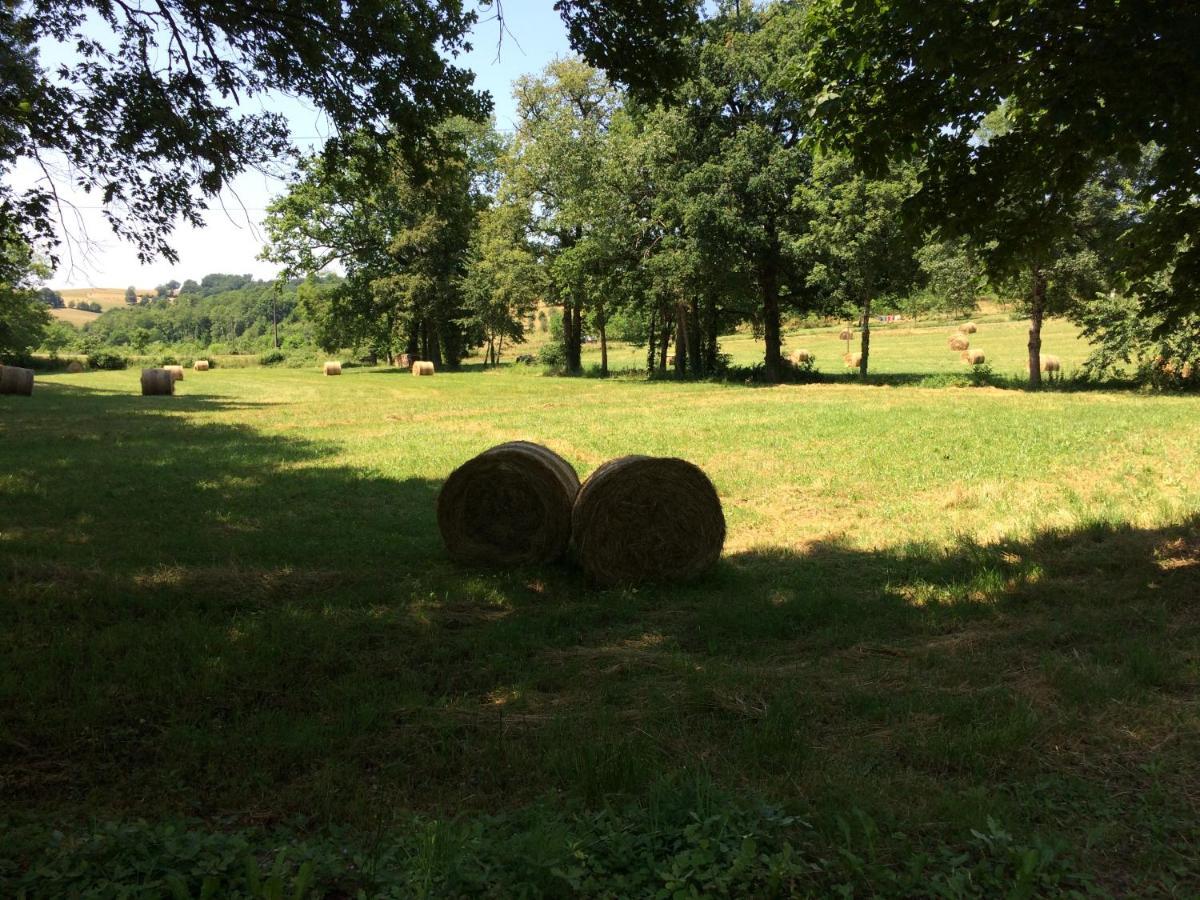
[258,3,1195,387]
[78,274,341,354]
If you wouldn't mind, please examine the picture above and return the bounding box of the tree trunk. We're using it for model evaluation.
[704,294,719,372]
[674,301,688,378]
[859,295,872,377]
[569,301,583,373]
[758,247,783,383]
[497,333,505,365]
[647,308,658,373]
[1028,268,1045,389]
[688,295,702,374]
[659,313,671,372]
[599,319,608,376]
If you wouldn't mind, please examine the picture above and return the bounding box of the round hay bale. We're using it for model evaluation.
[838,329,853,341]
[789,349,813,364]
[1041,354,1061,373]
[965,349,986,365]
[413,361,435,376]
[572,456,725,586]
[0,365,34,396]
[66,360,84,374]
[323,361,342,376]
[960,322,978,334]
[843,351,863,367]
[164,365,184,382]
[193,360,210,371]
[948,334,970,351]
[438,441,579,566]
[141,368,174,396]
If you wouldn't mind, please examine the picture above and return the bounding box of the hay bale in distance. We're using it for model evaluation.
[843,352,863,367]
[438,441,579,565]
[965,349,986,365]
[140,368,174,396]
[1041,354,1061,373]
[948,334,970,351]
[66,360,84,374]
[193,360,210,371]
[960,322,978,334]
[323,361,342,376]
[789,349,813,364]
[572,456,725,586]
[838,329,853,341]
[0,365,34,396]
[164,365,184,382]
[412,361,435,376]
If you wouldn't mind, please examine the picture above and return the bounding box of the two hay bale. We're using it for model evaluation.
[140,368,174,396]
[948,334,970,352]
[0,365,34,396]
[412,361,435,376]
[323,361,342,376]
[164,365,185,382]
[437,446,727,585]
[193,360,210,371]
[438,442,579,566]
[572,456,726,586]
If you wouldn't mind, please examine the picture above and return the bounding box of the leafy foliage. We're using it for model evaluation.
[1,0,487,267]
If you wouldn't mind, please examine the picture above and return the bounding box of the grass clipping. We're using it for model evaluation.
[437,441,580,566]
[572,456,725,586]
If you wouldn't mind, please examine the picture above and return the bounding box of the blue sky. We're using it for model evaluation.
[36,2,571,289]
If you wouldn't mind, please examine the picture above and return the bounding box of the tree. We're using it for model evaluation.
[506,59,620,374]
[1,0,488,269]
[912,239,986,320]
[799,0,1200,324]
[262,119,498,364]
[124,286,138,305]
[0,228,51,360]
[664,7,815,382]
[461,202,545,365]
[40,320,75,358]
[798,154,917,375]
[36,286,64,308]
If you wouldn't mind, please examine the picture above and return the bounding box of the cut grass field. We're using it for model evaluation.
[2,361,1198,894]
[49,306,101,327]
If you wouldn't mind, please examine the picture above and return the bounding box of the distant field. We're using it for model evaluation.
[58,287,148,310]
[475,313,1090,379]
[2,367,1197,894]
[49,306,101,326]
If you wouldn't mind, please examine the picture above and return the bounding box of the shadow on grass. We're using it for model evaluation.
[1,383,1197,845]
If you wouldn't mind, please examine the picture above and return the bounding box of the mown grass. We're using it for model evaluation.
[2,356,1198,895]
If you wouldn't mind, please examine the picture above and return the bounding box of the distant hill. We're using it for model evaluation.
[58,288,150,311]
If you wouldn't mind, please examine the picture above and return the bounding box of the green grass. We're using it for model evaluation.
[2,344,1198,894]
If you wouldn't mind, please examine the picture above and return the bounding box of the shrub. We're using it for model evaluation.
[538,341,567,372]
[259,350,287,366]
[86,351,128,370]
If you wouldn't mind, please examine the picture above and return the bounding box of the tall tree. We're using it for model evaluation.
[262,119,498,364]
[798,154,917,375]
[800,0,1200,324]
[506,59,620,374]
[0,227,50,360]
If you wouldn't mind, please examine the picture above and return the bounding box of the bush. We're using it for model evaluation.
[259,350,287,366]
[86,351,128,370]
[538,341,567,372]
